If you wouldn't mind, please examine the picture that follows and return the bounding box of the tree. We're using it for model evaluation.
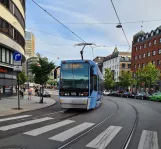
[18,70,27,85]
[136,62,160,90]
[104,68,115,90]
[118,70,134,90]
[31,57,55,103]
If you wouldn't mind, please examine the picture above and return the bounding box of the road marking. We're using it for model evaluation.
[0,115,32,122]
[138,130,159,149]
[0,117,53,131]
[86,126,122,149]
[49,122,95,142]
[24,120,75,136]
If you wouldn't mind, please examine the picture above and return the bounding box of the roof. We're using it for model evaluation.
[93,56,105,63]
[134,30,145,37]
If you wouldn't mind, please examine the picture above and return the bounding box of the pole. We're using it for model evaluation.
[17,72,20,110]
[80,45,86,60]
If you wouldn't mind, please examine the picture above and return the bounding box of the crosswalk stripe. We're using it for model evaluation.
[138,130,159,149]
[24,120,75,136]
[86,126,122,149]
[49,122,95,142]
[0,117,53,131]
[0,115,32,122]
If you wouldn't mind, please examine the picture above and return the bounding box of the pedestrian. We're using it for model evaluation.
[28,87,32,100]
[35,87,38,96]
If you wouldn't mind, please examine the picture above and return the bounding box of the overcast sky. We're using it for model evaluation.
[26,0,161,65]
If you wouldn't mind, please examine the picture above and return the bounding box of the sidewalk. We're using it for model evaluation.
[0,95,56,117]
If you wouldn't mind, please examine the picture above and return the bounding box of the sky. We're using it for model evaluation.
[26,0,161,66]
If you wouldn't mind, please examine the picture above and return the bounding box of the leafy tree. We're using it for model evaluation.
[104,68,115,90]
[31,57,55,103]
[136,62,160,89]
[118,70,134,90]
[18,70,28,85]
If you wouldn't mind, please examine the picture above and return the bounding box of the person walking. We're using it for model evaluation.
[28,87,32,100]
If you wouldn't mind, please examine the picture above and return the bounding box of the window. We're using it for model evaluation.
[149,42,151,46]
[159,38,161,43]
[2,48,5,62]
[144,44,146,48]
[0,48,1,62]
[142,63,145,67]
[122,63,125,68]
[138,38,140,42]
[0,0,9,8]
[152,61,155,65]
[133,73,136,78]
[154,40,157,45]
[147,52,151,57]
[94,75,97,91]
[140,45,142,49]
[128,64,131,68]
[158,49,161,54]
[135,56,137,60]
[157,60,161,65]
[146,34,148,38]
[142,37,144,40]
[139,55,142,59]
[138,64,140,68]
[6,50,9,63]
[151,32,153,36]
[135,47,138,51]
[143,53,146,58]
[10,52,13,64]
[153,51,156,56]
[134,65,136,68]
[0,18,25,48]
[156,30,159,34]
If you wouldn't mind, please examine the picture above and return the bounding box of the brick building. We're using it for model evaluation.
[131,26,161,90]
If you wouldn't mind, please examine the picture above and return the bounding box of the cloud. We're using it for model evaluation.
[26,0,161,65]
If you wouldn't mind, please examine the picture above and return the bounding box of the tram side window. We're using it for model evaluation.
[94,75,97,91]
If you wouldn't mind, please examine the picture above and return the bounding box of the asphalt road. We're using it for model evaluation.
[0,95,161,149]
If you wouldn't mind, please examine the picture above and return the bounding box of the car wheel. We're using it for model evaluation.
[157,98,160,102]
[141,96,144,100]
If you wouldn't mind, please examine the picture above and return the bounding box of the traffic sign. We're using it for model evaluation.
[14,61,21,66]
[13,52,22,61]
[13,66,22,71]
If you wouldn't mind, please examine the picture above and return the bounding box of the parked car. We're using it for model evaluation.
[103,90,110,96]
[135,92,150,100]
[149,92,161,101]
[122,92,131,98]
[38,89,51,97]
[109,91,117,96]
[116,90,124,97]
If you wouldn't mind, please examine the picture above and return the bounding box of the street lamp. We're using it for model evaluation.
[116,23,122,28]
[75,43,96,60]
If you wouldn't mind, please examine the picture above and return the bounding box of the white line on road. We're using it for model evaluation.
[0,117,53,131]
[138,130,159,149]
[0,115,32,122]
[24,120,75,136]
[86,126,122,149]
[49,122,95,142]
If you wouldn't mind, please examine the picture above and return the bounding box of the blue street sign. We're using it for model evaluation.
[13,52,22,61]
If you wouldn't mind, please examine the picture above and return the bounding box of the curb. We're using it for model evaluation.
[0,99,57,118]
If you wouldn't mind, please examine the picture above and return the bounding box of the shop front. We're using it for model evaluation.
[0,66,17,97]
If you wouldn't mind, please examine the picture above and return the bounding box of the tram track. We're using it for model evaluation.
[56,99,119,149]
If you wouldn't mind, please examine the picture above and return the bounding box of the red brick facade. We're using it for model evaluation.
[131,29,161,74]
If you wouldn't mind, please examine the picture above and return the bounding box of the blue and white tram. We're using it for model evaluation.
[58,60,103,110]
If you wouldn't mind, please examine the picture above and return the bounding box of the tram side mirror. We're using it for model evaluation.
[54,69,57,79]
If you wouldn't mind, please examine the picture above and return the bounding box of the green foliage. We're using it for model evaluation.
[118,70,134,88]
[30,57,55,85]
[136,62,160,87]
[18,70,28,85]
[104,68,115,90]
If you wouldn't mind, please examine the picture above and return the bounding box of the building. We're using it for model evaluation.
[132,27,161,73]
[25,31,35,57]
[27,56,39,82]
[102,47,131,82]
[93,56,105,73]
[0,0,26,96]
[131,26,161,90]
